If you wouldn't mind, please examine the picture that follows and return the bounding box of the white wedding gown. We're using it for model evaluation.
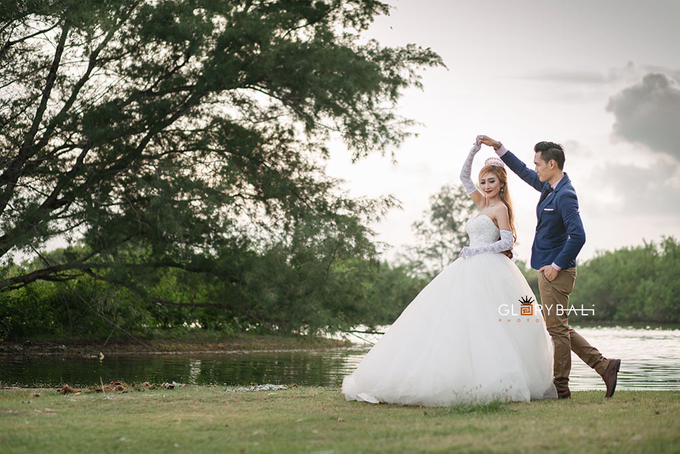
[342,214,557,406]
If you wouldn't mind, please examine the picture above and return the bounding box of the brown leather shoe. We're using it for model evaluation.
[558,390,571,399]
[602,359,621,398]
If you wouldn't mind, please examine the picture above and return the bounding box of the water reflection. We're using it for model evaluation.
[0,350,355,388]
[0,327,678,391]
[565,326,680,390]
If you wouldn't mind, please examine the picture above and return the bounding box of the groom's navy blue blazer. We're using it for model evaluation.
[499,148,586,270]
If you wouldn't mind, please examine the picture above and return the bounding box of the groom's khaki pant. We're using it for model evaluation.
[538,267,609,393]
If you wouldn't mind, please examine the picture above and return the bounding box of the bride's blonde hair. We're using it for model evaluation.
[478,164,517,242]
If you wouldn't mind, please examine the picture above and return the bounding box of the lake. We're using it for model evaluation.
[1,326,678,391]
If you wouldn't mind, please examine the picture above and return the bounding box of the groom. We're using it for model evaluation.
[479,136,621,399]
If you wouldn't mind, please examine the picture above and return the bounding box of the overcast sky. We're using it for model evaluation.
[326,0,680,265]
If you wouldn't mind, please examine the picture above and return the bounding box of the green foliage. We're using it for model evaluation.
[0,273,152,339]
[365,262,427,324]
[0,0,442,336]
[399,184,476,279]
[571,237,680,323]
[0,1,441,282]
[0,241,425,338]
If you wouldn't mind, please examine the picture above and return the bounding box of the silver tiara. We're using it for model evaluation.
[485,157,505,168]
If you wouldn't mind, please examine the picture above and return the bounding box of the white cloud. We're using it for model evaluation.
[606,73,680,160]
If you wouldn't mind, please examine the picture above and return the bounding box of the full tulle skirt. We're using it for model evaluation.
[342,253,557,406]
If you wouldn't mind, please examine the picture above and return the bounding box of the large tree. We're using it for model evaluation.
[0,0,442,302]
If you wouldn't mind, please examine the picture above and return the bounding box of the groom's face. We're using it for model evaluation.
[534,152,553,182]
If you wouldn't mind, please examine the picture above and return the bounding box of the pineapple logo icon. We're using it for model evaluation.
[519,296,535,316]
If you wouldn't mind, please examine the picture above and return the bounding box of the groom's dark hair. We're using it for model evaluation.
[534,141,565,170]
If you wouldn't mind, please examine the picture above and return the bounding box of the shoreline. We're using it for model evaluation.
[2,321,678,357]
[0,332,354,358]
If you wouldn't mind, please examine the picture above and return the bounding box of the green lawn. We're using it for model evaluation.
[0,387,678,453]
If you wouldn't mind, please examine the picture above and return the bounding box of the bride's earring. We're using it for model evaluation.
[500,187,505,198]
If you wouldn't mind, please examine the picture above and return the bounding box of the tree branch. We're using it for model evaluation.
[82,268,233,311]
[0,260,86,291]
[0,253,241,292]
[0,21,60,60]
[40,142,91,210]
[0,22,70,214]
[32,8,131,153]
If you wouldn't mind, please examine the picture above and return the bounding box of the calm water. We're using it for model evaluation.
[1,327,678,390]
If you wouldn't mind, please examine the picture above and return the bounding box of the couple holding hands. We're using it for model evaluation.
[343,135,621,406]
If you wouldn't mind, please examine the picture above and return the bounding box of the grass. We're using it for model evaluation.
[0,387,678,453]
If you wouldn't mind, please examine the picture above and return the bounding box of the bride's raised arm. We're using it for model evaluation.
[459,137,486,208]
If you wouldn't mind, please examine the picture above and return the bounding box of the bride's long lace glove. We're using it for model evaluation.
[460,230,514,258]
[459,142,481,195]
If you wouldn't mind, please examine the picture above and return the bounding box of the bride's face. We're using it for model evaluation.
[479,172,502,198]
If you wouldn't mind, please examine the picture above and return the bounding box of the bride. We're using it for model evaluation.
[342,136,557,406]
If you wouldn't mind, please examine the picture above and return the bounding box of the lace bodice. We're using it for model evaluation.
[466,215,500,247]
